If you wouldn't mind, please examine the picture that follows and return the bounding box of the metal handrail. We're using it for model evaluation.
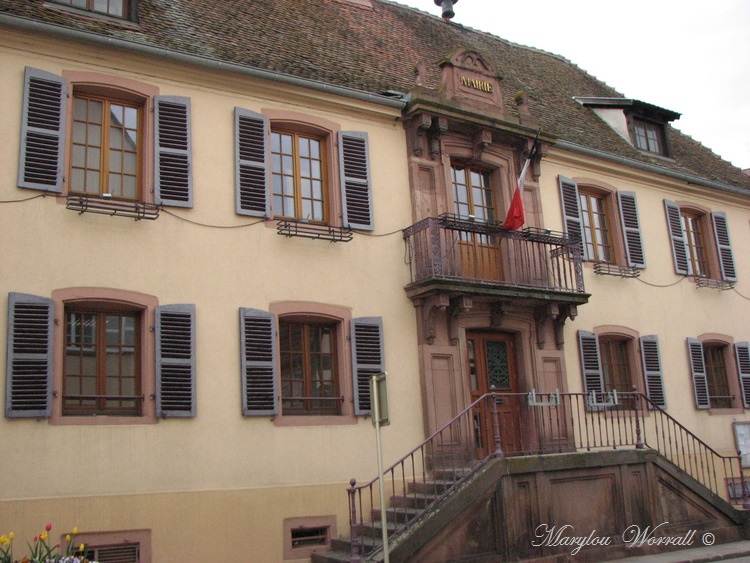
[346,390,747,560]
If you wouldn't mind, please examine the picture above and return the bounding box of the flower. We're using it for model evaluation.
[46,523,53,532]
[40,531,48,542]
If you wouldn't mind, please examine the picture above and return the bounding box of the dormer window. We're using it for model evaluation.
[48,0,137,21]
[574,97,680,158]
[633,118,666,155]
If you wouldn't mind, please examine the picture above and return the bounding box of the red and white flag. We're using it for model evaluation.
[502,137,539,231]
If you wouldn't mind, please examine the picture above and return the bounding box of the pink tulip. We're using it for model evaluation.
[46,523,52,532]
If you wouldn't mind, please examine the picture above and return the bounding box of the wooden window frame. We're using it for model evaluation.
[680,208,711,278]
[279,319,341,415]
[450,162,496,223]
[63,306,143,416]
[632,117,667,156]
[689,334,742,413]
[63,72,157,204]
[70,93,144,201]
[271,128,329,223]
[269,302,356,426]
[51,288,158,425]
[578,188,614,263]
[47,0,137,21]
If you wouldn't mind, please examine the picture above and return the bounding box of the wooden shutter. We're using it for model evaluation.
[558,176,585,258]
[711,211,737,282]
[735,342,750,409]
[155,304,196,417]
[664,199,691,275]
[240,308,278,416]
[617,191,646,269]
[687,338,710,409]
[351,317,384,415]
[5,293,54,418]
[577,330,604,394]
[18,67,67,193]
[235,108,270,217]
[640,335,666,409]
[154,96,193,207]
[339,131,374,231]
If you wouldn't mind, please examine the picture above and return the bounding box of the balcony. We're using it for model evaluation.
[403,215,588,304]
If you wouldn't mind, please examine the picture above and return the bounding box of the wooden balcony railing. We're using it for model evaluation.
[403,215,585,296]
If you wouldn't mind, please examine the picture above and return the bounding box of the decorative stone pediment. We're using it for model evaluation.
[439,48,505,114]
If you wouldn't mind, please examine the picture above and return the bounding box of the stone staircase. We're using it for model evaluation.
[311,465,478,563]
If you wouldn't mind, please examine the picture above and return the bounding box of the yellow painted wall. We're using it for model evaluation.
[544,148,750,457]
[0,28,422,559]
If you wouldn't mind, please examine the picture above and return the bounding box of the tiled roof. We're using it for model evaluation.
[2,0,749,191]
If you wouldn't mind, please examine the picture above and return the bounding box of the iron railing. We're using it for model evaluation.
[402,215,585,293]
[346,390,748,559]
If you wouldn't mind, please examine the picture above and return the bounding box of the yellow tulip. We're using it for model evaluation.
[72,527,78,535]
[0,535,7,545]
[79,543,85,552]
[65,534,71,542]
[7,532,13,540]
[40,531,48,541]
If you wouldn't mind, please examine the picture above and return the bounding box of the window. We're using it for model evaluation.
[577,330,665,409]
[664,200,737,283]
[234,108,373,230]
[49,0,136,21]
[283,516,336,560]
[633,118,666,155]
[272,130,327,222]
[71,95,141,199]
[279,320,340,415]
[64,308,141,416]
[240,305,384,422]
[5,291,196,421]
[18,67,192,208]
[451,164,495,224]
[687,337,748,410]
[559,177,646,268]
[578,191,612,263]
[73,530,150,563]
[599,338,631,393]
[681,210,709,277]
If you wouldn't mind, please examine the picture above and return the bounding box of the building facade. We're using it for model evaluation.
[1,1,749,561]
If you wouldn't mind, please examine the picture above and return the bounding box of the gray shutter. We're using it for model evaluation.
[339,131,374,231]
[577,330,604,394]
[5,293,54,418]
[617,191,646,269]
[351,317,384,415]
[735,342,750,409]
[558,176,585,258]
[155,304,196,417]
[711,211,737,282]
[687,338,710,409]
[18,67,67,193]
[154,96,192,207]
[640,335,666,409]
[664,199,691,275]
[235,107,270,217]
[240,308,278,416]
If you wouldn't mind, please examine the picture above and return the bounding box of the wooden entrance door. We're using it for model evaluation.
[467,332,522,458]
